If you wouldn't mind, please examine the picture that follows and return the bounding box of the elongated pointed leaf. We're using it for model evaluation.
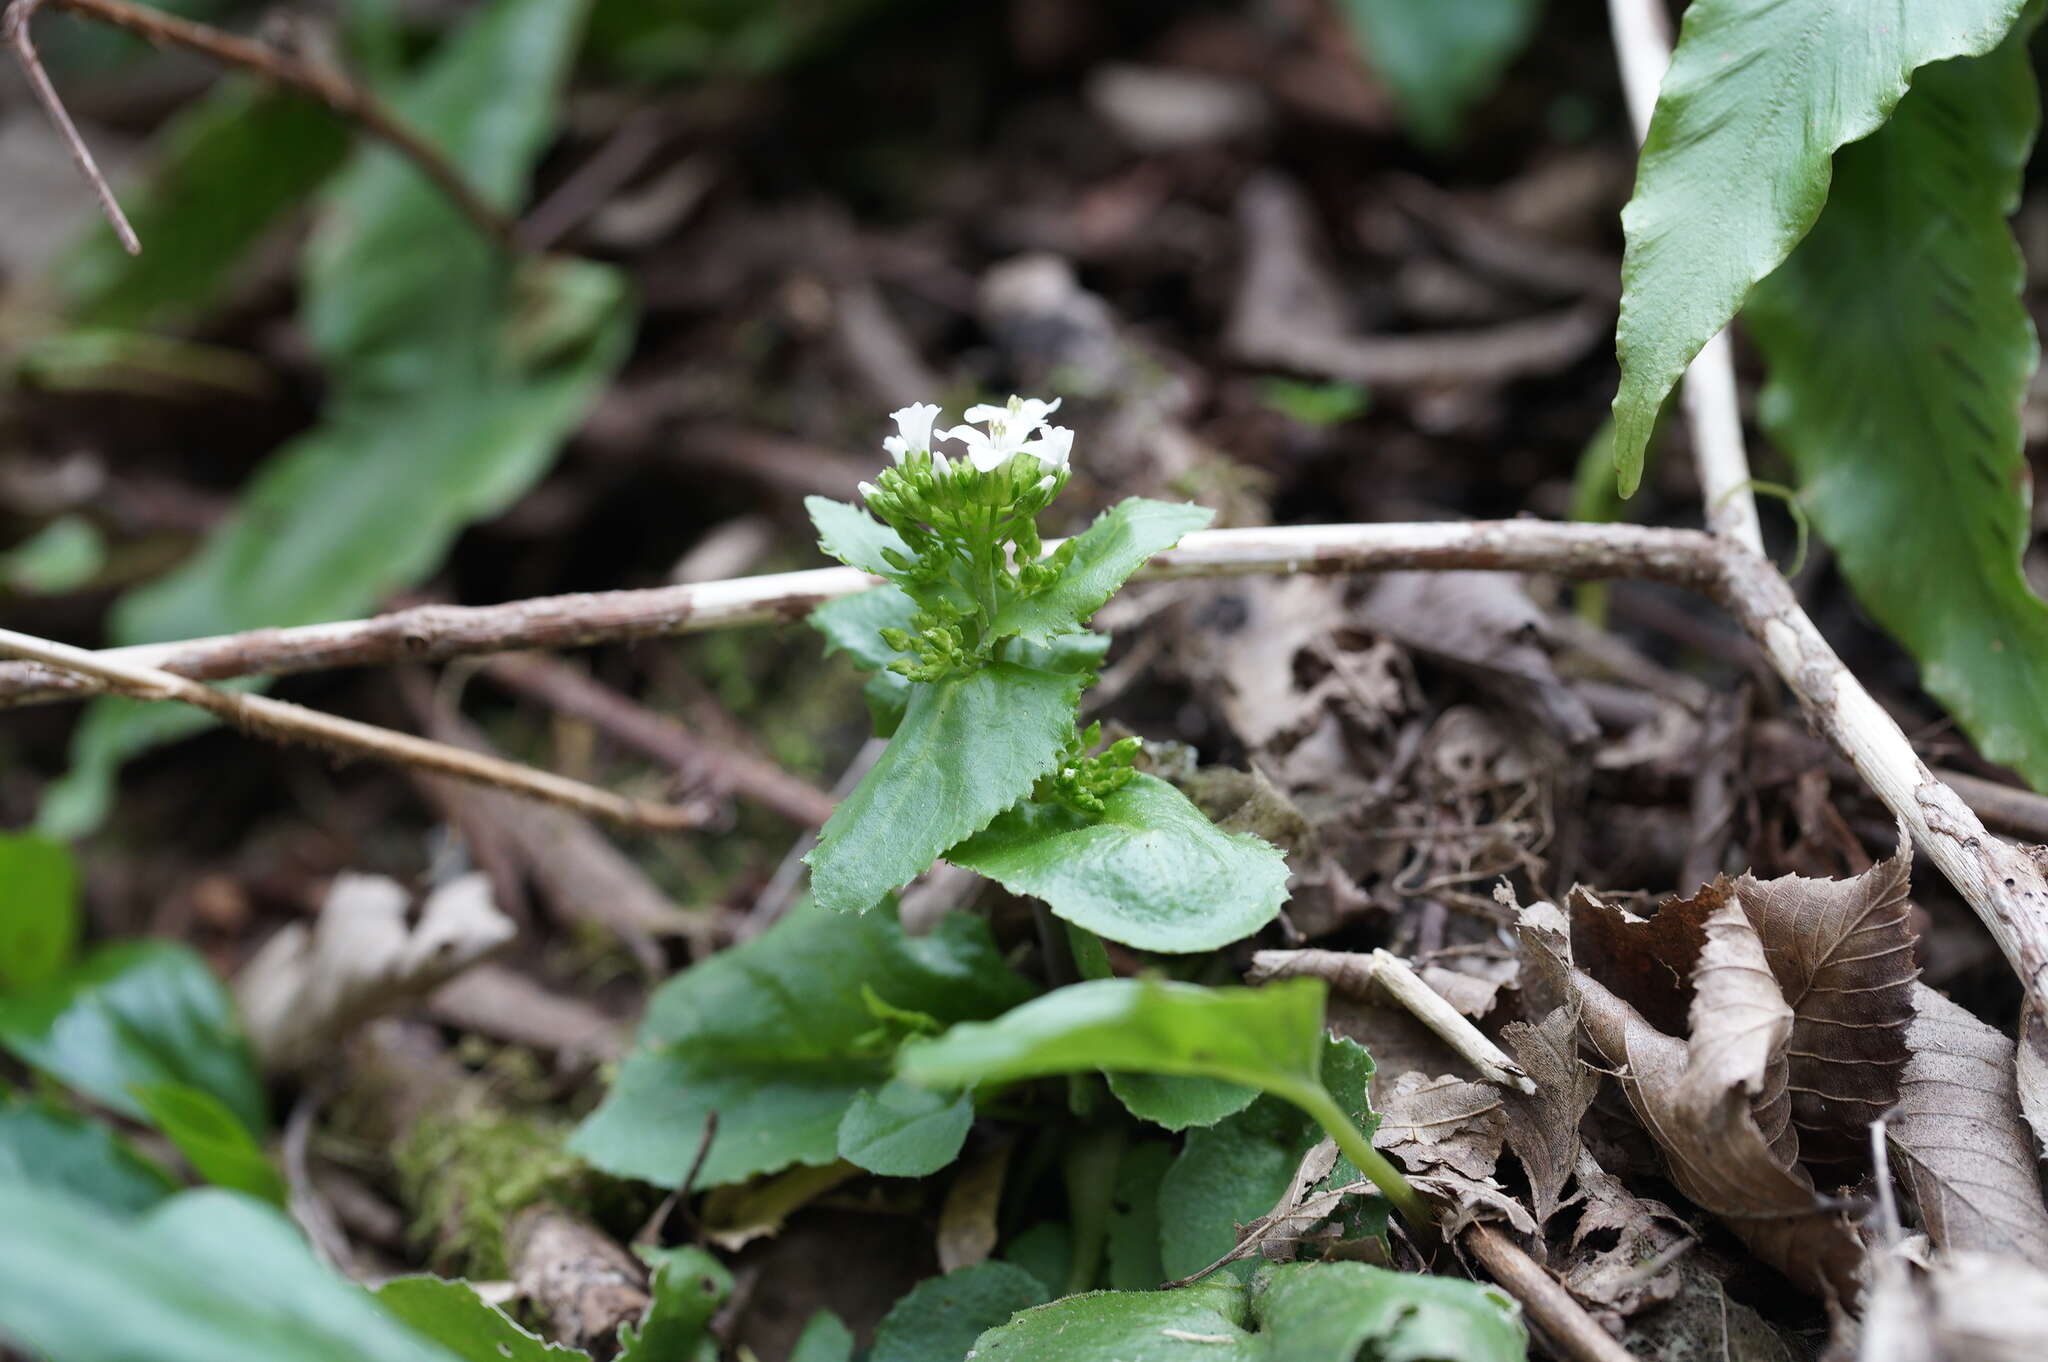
[899,977,1328,1095]
[0,1096,177,1215]
[946,774,1289,952]
[374,1278,582,1362]
[1745,31,2048,790]
[990,499,1213,645]
[807,662,1085,915]
[1610,0,2027,491]
[131,1082,284,1205]
[1334,0,1541,146]
[0,831,78,991]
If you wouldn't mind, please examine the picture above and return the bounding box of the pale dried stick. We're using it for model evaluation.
[1604,0,1764,554]
[1464,1223,1636,1362]
[3,0,515,254]
[1249,948,1536,1095]
[0,625,699,830]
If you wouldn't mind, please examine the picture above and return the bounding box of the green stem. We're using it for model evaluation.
[1281,1082,1435,1236]
[1061,1124,1125,1296]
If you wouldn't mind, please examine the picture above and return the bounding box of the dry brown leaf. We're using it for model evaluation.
[2017,1006,2048,1164]
[1373,1072,1505,1181]
[1688,895,1798,1166]
[1499,1005,1595,1226]
[1559,1153,1691,1327]
[1890,985,2048,1266]
[1737,838,1917,1169]
[1571,903,1864,1300]
[937,1141,1010,1273]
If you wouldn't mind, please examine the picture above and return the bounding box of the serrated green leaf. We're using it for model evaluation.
[1745,31,2048,789]
[900,978,1329,1096]
[0,830,79,991]
[570,906,1030,1188]
[617,1247,730,1362]
[971,1262,1523,1361]
[0,1095,177,1215]
[991,499,1213,645]
[1107,1071,1260,1132]
[1609,0,2028,492]
[374,1278,583,1362]
[836,1078,974,1176]
[1334,0,1540,146]
[44,0,625,837]
[58,82,350,331]
[946,773,1289,952]
[870,1262,1047,1362]
[812,583,919,671]
[807,662,1086,916]
[0,941,265,1133]
[1158,1040,1376,1283]
[0,1186,465,1362]
[806,496,912,578]
[131,1081,283,1205]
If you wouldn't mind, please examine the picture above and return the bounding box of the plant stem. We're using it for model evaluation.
[1280,1082,1435,1237]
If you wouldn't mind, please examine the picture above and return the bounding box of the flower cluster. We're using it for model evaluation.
[1038,723,1141,815]
[853,395,1084,680]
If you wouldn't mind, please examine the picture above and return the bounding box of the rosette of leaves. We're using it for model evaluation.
[802,401,1291,953]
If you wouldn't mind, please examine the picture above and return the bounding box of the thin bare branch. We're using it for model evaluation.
[1464,1223,1636,1362]
[3,0,517,253]
[1249,947,1536,1094]
[0,625,701,831]
[1,521,2044,1043]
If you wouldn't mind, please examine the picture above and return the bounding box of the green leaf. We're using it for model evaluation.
[788,1311,856,1362]
[44,0,625,837]
[1106,1072,1259,1132]
[807,496,912,578]
[1,514,107,595]
[970,1280,1251,1360]
[870,1263,1048,1362]
[900,977,1328,1096]
[1157,1041,1375,1283]
[836,1079,975,1176]
[946,773,1290,952]
[1608,0,2028,493]
[374,1278,584,1362]
[131,1081,284,1205]
[1334,0,1541,146]
[0,1186,466,1362]
[1253,1262,1524,1361]
[970,1263,1525,1361]
[807,662,1086,916]
[0,1095,177,1214]
[58,82,351,330]
[0,941,266,1133]
[0,830,79,991]
[617,1247,731,1362]
[1745,31,2048,789]
[991,499,1213,645]
[570,906,1031,1188]
[811,584,917,734]
[1104,1140,1174,1290]
[1002,1220,1074,1300]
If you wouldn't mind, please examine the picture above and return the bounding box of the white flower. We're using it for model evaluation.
[857,480,880,501]
[941,423,1023,473]
[1022,425,1073,472]
[964,395,1061,431]
[884,402,943,463]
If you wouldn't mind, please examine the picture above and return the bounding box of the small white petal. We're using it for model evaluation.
[1036,474,1055,493]
[1025,425,1073,472]
[882,434,909,463]
[941,425,1009,473]
[962,401,1009,424]
[857,481,880,500]
[890,402,942,453]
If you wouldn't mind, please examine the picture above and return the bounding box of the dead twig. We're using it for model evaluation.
[481,653,837,828]
[1249,948,1535,1095]
[3,0,516,254]
[0,624,701,832]
[0,524,2044,1048]
[1463,1223,1635,1362]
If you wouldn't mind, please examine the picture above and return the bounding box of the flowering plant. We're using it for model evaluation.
[800,399,1290,953]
